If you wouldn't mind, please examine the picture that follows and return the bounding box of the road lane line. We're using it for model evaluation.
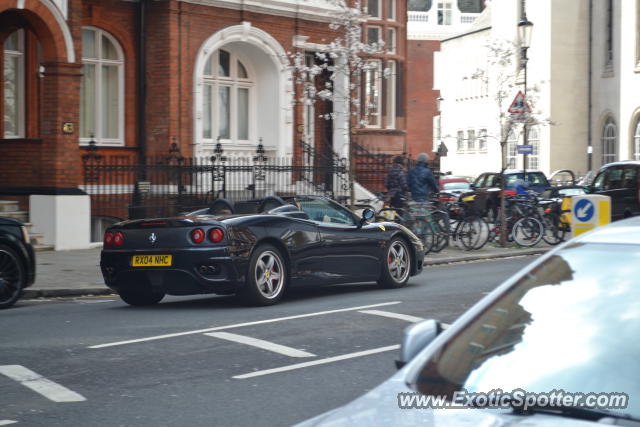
[0,421,17,426]
[0,365,86,403]
[88,301,402,349]
[204,332,315,358]
[358,309,424,323]
[233,345,400,379]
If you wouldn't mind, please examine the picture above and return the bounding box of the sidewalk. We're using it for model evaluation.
[24,243,551,299]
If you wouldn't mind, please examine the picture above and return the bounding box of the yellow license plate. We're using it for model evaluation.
[132,254,173,267]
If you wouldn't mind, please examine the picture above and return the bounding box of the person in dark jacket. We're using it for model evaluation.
[385,156,409,208]
[407,153,439,202]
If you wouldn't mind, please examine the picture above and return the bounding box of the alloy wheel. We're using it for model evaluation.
[254,251,284,299]
[387,241,410,283]
[0,247,23,307]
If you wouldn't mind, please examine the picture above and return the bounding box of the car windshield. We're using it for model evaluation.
[443,182,471,190]
[505,173,549,187]
[413,243,640,420]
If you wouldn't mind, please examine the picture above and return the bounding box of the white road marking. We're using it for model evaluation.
[233,345,400,379]
[0,421,17,426]
[358,309,424,323]
[205,332,315,358]
[89,301,402,349]
[0,365,86,403]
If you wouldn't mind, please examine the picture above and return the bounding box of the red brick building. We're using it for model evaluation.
[0,0,407,248]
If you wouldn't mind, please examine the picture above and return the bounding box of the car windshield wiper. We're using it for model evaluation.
[512,404,640,425]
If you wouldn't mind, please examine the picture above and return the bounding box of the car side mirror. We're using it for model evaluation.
[359,208,375,227]
[395,319,445,369]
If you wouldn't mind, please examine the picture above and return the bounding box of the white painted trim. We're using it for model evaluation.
[205,332,316,358]
[179,0,338,23]
[88,301,402,349]
[193,23,293,157]
[0,365,86,403]
[39,0,75,63]
[233,345,400,379]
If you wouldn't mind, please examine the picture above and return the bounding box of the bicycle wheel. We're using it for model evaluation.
[412,217,435,254]
[430,210,450,252]
[470,216,491,250]
[456,217,482,250]
[512,217,544,247]
[541,213,566,245]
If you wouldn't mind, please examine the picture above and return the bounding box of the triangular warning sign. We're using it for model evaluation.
[508,91,531,114]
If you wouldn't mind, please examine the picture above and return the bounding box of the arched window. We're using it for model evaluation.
[202,49,253,143]
[80,27,124,145]
[633,118,640,161]
[506,129,517,169]
[528,126,540,170]
[601,117,617,165]
[3,30,24,138]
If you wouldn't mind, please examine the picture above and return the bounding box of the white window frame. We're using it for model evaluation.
[387,0,396,21]
[202,48,255,145]
[387,27,397,54]
[602,117,617,165]
[466,129,476,152]
[367,0,382,19]
[367,26,382,46]
[437,0,453,26]
[364,60,382,128]
[3,30,25,139]
[478,128,487,152]
[386,60,396,129]
[456,130,464,153]
[80,26,125,146]
[633,118,640,161]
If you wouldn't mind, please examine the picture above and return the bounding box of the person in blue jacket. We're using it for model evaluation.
[408,153,439,202]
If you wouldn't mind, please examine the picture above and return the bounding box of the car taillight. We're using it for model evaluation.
[209,228,224,243]
[191,228,205,244]
[439,195,457,203]
[503,190,517,196]
[113,232,125,247]
[104,232,114,246]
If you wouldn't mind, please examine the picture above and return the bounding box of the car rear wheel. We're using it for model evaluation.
[0,244,25,309]
[118,287,165,306]
[240,244,287,306]
[378,237,411,289]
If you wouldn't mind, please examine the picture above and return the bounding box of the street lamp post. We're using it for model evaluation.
[518,13,533,181]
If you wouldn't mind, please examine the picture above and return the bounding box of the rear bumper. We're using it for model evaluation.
[100,247,249,296]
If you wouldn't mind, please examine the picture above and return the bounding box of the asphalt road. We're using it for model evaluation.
[0,257,535,427]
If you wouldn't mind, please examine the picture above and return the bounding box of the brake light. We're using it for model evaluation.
[113,232,125,247]
[191,228,205,244]
[104,232,114,246]
[503,190,517,196]
[209,228,224,243]
[439,195,457,203]
[142,221,167,227]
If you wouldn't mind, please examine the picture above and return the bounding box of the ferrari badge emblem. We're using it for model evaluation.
[149,233,157,245]
[378,224,385,231]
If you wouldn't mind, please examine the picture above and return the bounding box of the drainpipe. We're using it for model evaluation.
[138,0,147,165]
[587,0,593,172]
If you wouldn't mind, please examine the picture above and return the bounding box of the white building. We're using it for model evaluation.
[435,0,640,178]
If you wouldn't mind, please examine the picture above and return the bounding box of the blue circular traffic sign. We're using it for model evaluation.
[574,199,595,222]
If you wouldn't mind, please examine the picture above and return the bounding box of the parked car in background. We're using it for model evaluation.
[0,217,36,309]
[548,169,576,186]
[471,170,551,219]
[437,176,472,203]
[297,217,640,426]
[587,160,640,220]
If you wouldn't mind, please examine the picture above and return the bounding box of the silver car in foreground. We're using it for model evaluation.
[298,217,640,426]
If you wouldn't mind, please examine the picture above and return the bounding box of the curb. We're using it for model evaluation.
[424,248,550,266]
[23,287,115,299]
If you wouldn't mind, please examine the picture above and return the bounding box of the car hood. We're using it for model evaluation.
[296,371,599,427]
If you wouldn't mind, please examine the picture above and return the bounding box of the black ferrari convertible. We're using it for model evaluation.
[100,196,425,306]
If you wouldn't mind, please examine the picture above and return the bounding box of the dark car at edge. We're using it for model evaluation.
[100,196,425,306]
[0,217,36,309]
